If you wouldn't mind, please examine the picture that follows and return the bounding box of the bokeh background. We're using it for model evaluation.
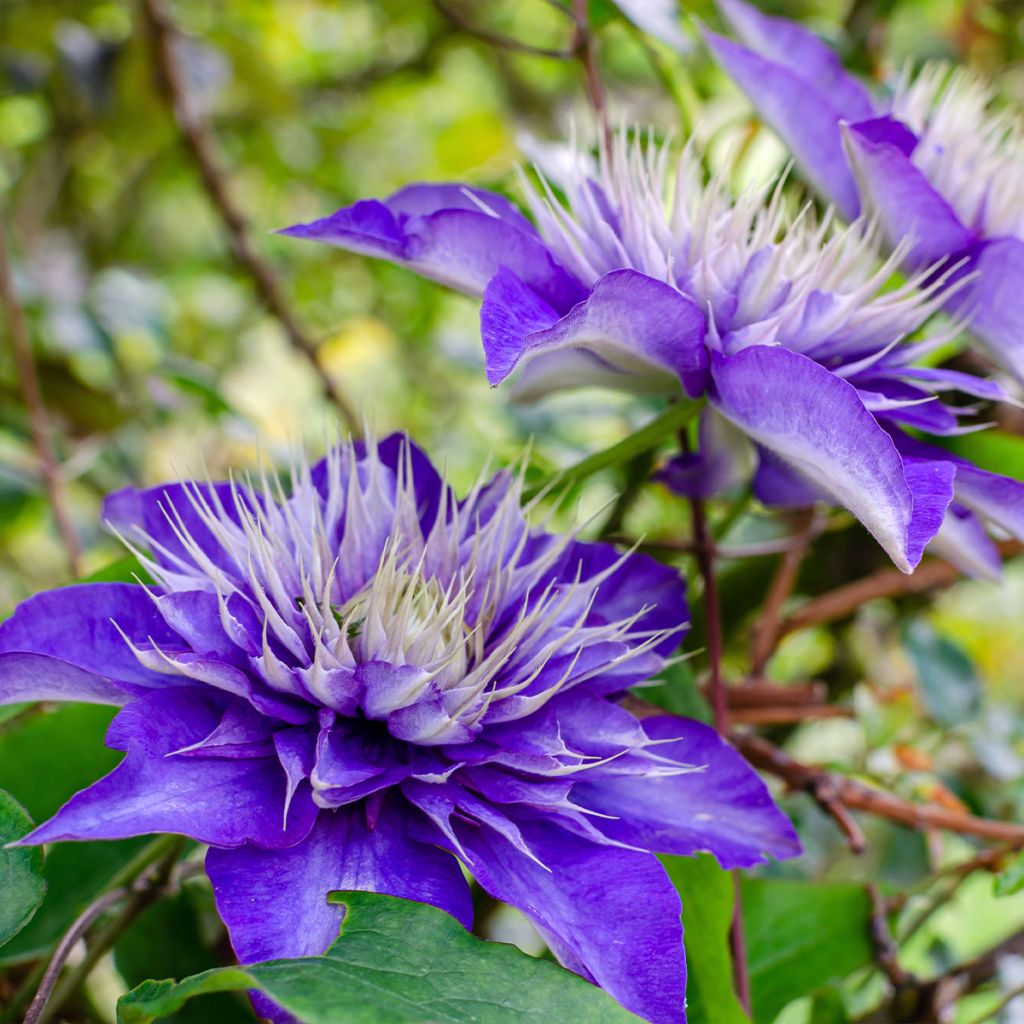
[2,2,1024,1022]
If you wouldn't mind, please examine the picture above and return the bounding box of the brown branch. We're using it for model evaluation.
[749,510,814,673]
[737,732,1024,849]
[0,222,83,577]
[432,0,575,58]
[779,541,1023,639]
[728,705,853,726]
[868,883,913,988]
[140,0,360,434]
[571,0,611,149]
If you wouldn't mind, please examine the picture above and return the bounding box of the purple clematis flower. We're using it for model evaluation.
[704,0,1024,383]
[0,435,800,1024]
[281,137,1023,577]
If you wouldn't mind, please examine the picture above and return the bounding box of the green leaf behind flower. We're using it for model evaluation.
[117,891,643,1024]
[0,788,45,947]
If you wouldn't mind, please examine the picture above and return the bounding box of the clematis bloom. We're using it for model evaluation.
[705,0,1024,383]
[282,138,1024,577]
[0,435,800,1024]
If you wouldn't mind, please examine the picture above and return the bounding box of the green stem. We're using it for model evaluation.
[524,399,703,502]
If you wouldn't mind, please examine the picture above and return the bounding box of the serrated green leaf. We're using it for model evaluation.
[661,854,749,1024]
[116,891,642,1024]
[741,879,873,1024]
[994,852,1024,897]
[0,788,45,947]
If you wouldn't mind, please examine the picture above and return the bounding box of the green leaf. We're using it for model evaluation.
[117,891,643,1024]
[115,890,252,1024]
[524,399,702,501]
[741,879,873,1024]
[661,855,749,1024]
[0,704,149,964]
[994,852,1024,898]
[0,788,46,947]
[637,661,712,724]
[79,555,151,585]
[902,619,981,728]
[933,431,1024,482]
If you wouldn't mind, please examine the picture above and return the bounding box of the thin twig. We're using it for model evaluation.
[689,494,752,1012]
[432,0,575,58]
[140,0,360,434]
[778,541,1023,639]
[570,0,611,148]
[727,704,853,726]
[737,732,1024,848]
[0,222,83,577]
[23,835,183,1024]
[749,510,814,674]
[868,883,912,988]
[21,889,125,1024]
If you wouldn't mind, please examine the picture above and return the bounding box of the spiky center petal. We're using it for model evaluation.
[519,131,962,370]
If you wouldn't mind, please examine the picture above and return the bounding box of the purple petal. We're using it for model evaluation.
[0,582,180,689]
[703,28,861,218]
[103,481,251,579]
[452,816,686,1024]
[716,0,874,120]
[711,346,952,572]
[482,268,708,399]
[963,237,1024,384]
[892,432,1024,545]
[0,652,131,706]
[902,459,959,568]
[23,688,316,849]
[612,0,691,51]
[753,448,824,507]
[206,796,471,963]
[281,185,583,310]
[930,504,1003,581]
[842,121,972,266]
[561,539,689,658]
[656,408,756,499]
[896,366,1012,404]
[573,715,801,867]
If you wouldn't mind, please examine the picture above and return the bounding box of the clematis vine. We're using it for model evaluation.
[0,435,800,1024]
[705,0,1024,383]
[282,135,1024,578]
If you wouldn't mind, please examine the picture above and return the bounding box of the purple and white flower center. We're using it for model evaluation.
[519,131,960,363]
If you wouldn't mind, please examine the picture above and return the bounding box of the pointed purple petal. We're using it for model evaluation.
[281,185,582,309]
[963,237,1024,384]
[23,689,316,849]
[574,715,800,867]
[455,817,686,1024]
[206,796,471,964]
[484,268,708,399]
[703,28,861,218]
[0,582,180,689]
[711,346,952,572]
[842,121,972,267]
[103,481,252,579]
[0,652,132,706]
[892,432,1024,545]
[716,0,874,119]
